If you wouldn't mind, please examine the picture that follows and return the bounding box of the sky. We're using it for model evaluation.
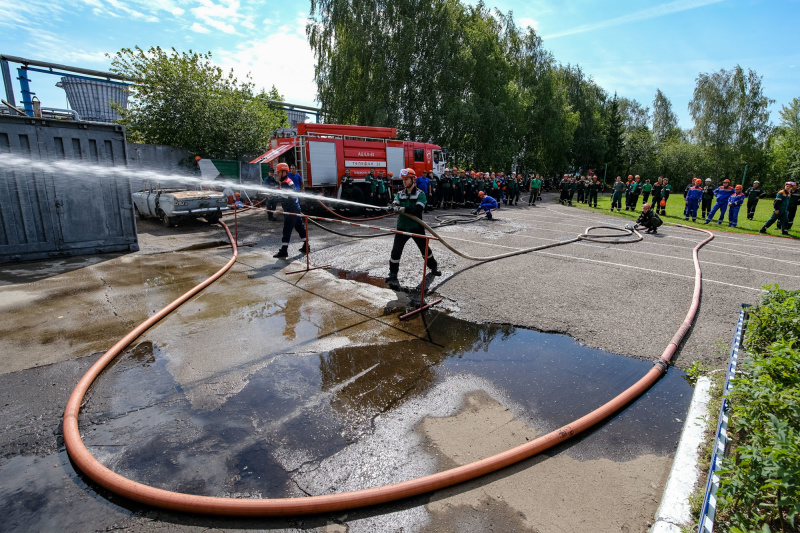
[1,0,798,130]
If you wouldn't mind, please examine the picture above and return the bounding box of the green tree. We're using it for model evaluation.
[561,64,607,172]
[109,46,287,159]
[769,97,800,182]
[688,65,773,179]
[604,94,625,179]
[652,89,680,143]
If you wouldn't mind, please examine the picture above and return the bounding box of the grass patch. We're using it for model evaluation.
[565,193,797,238]
[715,286,800,532]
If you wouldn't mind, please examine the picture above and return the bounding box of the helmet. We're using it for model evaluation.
[735,184,742,190]
[407,168,416,177]
[276,162,290,173]
[705,178,712,182]
[194,155,202,161]
[723,178,730,183]
[627,175,633,179]
[388,171,393,177]
[643,203,650,209]
[753,180,760,184]
[478,191,485,197]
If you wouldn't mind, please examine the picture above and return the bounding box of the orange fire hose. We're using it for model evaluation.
[62,222,714,517]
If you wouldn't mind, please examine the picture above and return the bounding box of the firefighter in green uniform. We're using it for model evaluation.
[365,168,376,206]
[587,175,601,207]
[507,174,518,205]
[441,169,453,209]
[376,170,387,206]
[760,182,793,235]
[385,168,441,288]
[786,182,799,231]
[745,180,766,220]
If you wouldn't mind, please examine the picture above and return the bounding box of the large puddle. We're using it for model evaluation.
[81,311,690,494]
[0,305,693,531]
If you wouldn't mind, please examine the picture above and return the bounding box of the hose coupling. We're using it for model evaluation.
[653,360,669,374]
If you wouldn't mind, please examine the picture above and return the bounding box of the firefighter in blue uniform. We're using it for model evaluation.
[273,162,308,258]
[385,168,441,287]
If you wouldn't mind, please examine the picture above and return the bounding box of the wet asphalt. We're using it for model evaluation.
[1,192,797,532]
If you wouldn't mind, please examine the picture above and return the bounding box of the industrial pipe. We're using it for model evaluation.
[63,219,714,517]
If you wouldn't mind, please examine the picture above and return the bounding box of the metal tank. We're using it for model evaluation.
[56,77,129,123]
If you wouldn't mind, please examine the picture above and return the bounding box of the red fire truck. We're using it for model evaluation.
[250,124,447,203]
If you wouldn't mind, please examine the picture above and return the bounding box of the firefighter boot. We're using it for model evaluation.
[298,242,310,255]
[428,258,442,277]
[385,263,400,289]
[273,246,289,259]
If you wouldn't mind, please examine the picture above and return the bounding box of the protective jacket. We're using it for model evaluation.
[685,187,703,203]
[478,195,499,212]
[713,186,734,203]
[393,186,426,233]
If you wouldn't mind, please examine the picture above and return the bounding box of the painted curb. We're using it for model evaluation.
[649,376,712,533]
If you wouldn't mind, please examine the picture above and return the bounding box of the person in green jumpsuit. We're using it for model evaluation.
[760,182,792,235]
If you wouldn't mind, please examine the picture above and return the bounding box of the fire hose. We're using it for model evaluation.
[63,217,714,517]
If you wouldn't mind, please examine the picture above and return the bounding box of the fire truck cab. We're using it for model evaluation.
[250,124,447,201]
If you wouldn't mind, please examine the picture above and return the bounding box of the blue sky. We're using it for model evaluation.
[1,0,798,130]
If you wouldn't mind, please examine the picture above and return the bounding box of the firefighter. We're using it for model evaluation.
[576,176,586,204]
[385,168,441,288]
[365,168,377,206]
[441,169,453,208]
[629,175,642,211]
[786,182,799,231]
[611,176,625,212]
[684,179,703,222]
[727,185,745,228]
[262,167,279,221]
[650,177,663,213]
[642,179,652,206]
[636,203,663,234]
[760,182,792,235]
[704,179,734,224]
[624,175,633,210]
[474,190,499,220]
[507,174,520,205]
[559,174,570,205]
[568,175,577,205]
[744,180,766,220]
[529,174,541,206]
[701,178,714,219]
[376,171,388,206]
[587,175,601,207]
[659,178,672,215]
[273,162,308,259]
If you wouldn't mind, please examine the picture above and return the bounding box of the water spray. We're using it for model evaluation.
[0,153,384,212]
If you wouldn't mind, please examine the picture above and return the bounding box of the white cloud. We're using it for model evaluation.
[516,17,540,31]
[542,0,725,40]
[215,18,318,107]
[191,22,211,33]
[191,0,245,34]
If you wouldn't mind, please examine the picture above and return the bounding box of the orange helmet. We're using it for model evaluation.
[276,162,290,173]
[478,190,485,197]
[388,171,393,177]
[194,155,202,161]
[406,168,417,177]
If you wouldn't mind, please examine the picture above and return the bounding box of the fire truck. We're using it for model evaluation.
[250,124,447,206]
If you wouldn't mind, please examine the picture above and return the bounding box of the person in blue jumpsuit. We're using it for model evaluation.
[473,190,499,220]
[273,162,308,258]
[727,185,745,227]
[704,179,734,224]
[684,179,703,222]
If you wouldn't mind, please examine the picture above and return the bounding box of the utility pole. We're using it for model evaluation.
[741,162,748,189]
